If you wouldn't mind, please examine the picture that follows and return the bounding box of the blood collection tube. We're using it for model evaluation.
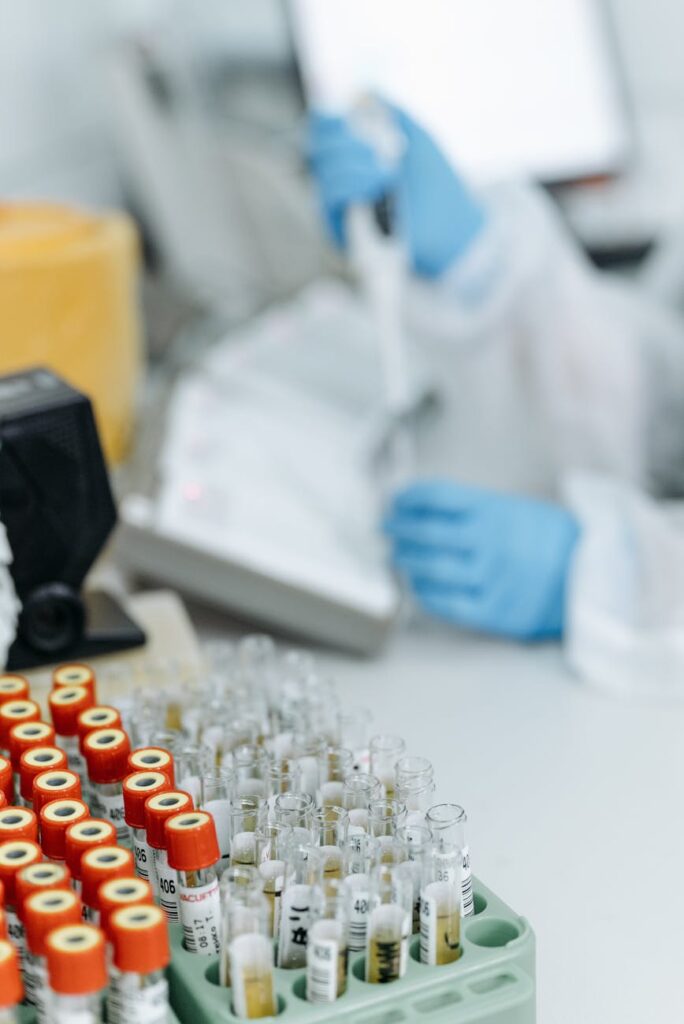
[107,904,171,1024]
[224,889,277,1018]
[369,735,406,799]
[426,803,474,917]
[8,722,55,777]
[77,707,122,754]
[81,846,135,924]
[65,819,117,895]
[0,700,41,757]
[366,861,413,984]
[52,664,97,700]
[0,939,23,1023]
[306,878,349,1003]
[277,845,323,969]
[15,861,71,914]
[83,728,132,846]
[40,799,90,863]
[0,839,43,970]
[165,809,221,956]
[19,747,68,808]
[127,747,175,785]
[0,805,38,843]
[24,888,82,1018]
[144,790,193,922]
[49,686,94,782]
[32,769,82,816]
[45,923,107,1024]
[98,877,154,936]
[419,841,462,965]
[0,675,29,705]
[122,771,170,887]
[0,756,13,805]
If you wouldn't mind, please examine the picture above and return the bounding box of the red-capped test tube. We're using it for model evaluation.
[19,747,68,809]
[0,700,40,758]
[23,887,82,1015]
[123,771,171,887]
[166,809,221,956]
[128,747,175,785]
[107,904,171,1024]
[0,840,43,971]
[0,755,13,805]
[52,664,97,700]
[8,722,55,778]
[83,729,131,847]
[32,769,82,816]
[0,674,29,705]
[144,790,193,922]
[0,938,23,1023]
[45,923,107,1024]
[48,686,94,781]
[98,877,154,937]
[81,846,134,925]
[0,805,38,843]
[40,799,90,863]
[77,706,122,756]
[15,861,71,916]
[65,819,117,896]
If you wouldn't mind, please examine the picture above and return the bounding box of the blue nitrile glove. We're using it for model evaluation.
[384,480,580,641]
[307,106,486,278]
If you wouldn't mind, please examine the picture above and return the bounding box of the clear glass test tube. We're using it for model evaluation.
[342,832,377,955]
[396,777,437,827]
[229,797,266,869]
[395,824,432,932]
[233,745,270,802]
[200,768,236,874]
[272,793,315,839]
[368,799,408,842]
[369,735,406,799]
[426,803,474,917]
[254,824,290,939]
[337,706,373,772]
[312,808,348,882]
[419,842,462,965]
[342,774,382,835]
[221,882,272,998]
[366,861,413,984]
[306,878,349,1003]
[318,748,354,808]
[277,846,323,970]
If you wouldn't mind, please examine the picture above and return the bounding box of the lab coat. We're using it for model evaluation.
[407,183,684,696]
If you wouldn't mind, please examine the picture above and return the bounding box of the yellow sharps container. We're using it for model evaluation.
[0,203,143,463]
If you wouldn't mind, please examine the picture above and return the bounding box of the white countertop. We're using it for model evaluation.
[192,604,684,1023]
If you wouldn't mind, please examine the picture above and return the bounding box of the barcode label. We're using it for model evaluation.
[461,846,474,916]
[6,908,26,972]
[23,952,47,1010]
[179,877,221,956]
[153,848,179,921]
[90,790,130,846]
[420,890,437,965]
[348,889,370,952]
[307,937,338,1002]
[107,973,169,1024]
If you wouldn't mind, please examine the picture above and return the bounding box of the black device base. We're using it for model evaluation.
[6,590,146,671]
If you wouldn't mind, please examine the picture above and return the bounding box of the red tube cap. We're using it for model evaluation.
[65,819,117,882]
[0,938,23,1008]
[20,747,68,804]
[110,903,170,974]
[32,769,81,815]
[0,700,40,750]
[77,707,121,754]
[46,923,107,996]
[81,846,134,911]
[0,757,12,805]
[123,771,171,829]
[0,806,38,843]
[15,862,71,919]
[49,687,94,739]
[98,876,153,935]
[40,799,90,861]
[24,888,82,956]
[165,810,219,872]
[127,747,175,785]
[8,721,55,771]
[144,790,193,850]
[0,840,43,906]
[0,675,29,706]
[52,664,96,700]
[84,729,131,785]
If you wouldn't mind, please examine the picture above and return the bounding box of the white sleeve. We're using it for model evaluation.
[562,472,684,696]
[0,520,20,667]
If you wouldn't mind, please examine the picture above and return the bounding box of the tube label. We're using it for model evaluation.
[6,907,26,972]
[23,951,47,1011]
[134,837,157,891]
[153,848,179,922]
[90,789,130,846]
[420,881,461,966]
[347,886,370,953]
[179,877,221,955]
[461,845,474,916]
[107,974,169,1024]
[277,883,312,969]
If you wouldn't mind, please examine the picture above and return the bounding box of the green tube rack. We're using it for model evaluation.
[167,877,535,1024]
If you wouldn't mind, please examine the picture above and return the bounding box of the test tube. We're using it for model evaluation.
[0,939,23,1024]
[0,700,41,758]
[0,755,13,805]
[366,861,413,984]
[45,923,107,1024]
[342,773,382,835]
[0,674,30,704]
[426,803,474,917]
[19,747,68,809]
[83,728,132,847]
[127,746,175,784]
[368,799,408,842]
[396,825,432,932]
[32,769,82,816]
[23,888,82,1018]
[264,758,301,812]
[222,884,272,997]
[293,736,325,800]
[81,846,135,925]
[338,706,373,772]
[272,792,315,835]
[174,744,203,805]
[306,878,349,1003]
[123,770,171,887]
[108,905,171,1024]
[369,735,406,799]
[165,810,222,956]
[277,845,323,969]
[232,744,270,801]
[39,800,90,863]
[228,796,265,868]
[0,805,38,843]
[254,824,289,939]
[48,687,93,781]
[52,664,97,700]
[98,877,154,936]
[313,807,348,881]
[8,723,55,782]
[0,840,43,971]
[319,748,354,808]
[419,842,462,965]
[64,819,117,896]
[229,931,277,1018]
[144,790,194,922]
[200,768,236,873]
[343,832,377,954]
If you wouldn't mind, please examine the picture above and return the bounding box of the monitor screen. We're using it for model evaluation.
[289,0,630,184]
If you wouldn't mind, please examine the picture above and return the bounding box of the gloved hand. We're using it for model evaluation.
[307,106,486,278]
[384,480,580,641]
